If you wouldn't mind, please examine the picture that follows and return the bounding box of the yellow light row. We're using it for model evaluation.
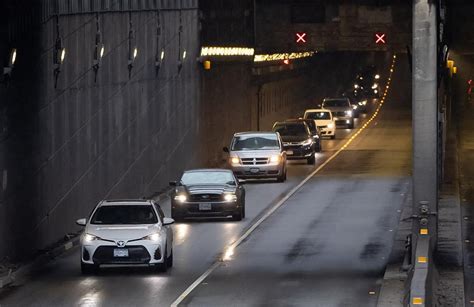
[253,51,315,63]
[200,47,255,57]
[338,54,397,152]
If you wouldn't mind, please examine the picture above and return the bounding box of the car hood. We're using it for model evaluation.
[179,184,236,195]
[323,106,351,112]
[314,119,334,125]
[281,135,308,143]
[86,224,160,241]
[230,149,281,158]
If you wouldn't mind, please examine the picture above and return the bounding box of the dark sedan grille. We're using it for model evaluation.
[93,246,151,264]
[332,111,347,117]
[241,157,269,165]
[188,194,222,202]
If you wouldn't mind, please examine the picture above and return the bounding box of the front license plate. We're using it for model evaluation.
[199,203,212,211]
[250,168,260,173]
[113,248,129,257]
[286,150,293,155]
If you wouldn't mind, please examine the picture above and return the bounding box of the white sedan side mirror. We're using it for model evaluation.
[163,217,175,226]
[76,218,87,226]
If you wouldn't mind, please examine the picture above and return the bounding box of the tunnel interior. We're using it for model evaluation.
[0,0,467,265]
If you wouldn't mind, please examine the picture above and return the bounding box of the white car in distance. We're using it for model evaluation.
[303,109,336,139]
[76,199,174,274]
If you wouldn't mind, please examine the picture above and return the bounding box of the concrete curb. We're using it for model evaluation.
[0,235,81,289]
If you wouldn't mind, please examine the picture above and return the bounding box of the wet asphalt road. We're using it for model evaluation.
[180,62,412,306]
[0,59,411,307]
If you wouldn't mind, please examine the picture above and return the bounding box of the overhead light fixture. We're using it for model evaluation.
[9,49,17,66]
[200,47,255,57]
[2,48,17,84]
[100,45,105,58]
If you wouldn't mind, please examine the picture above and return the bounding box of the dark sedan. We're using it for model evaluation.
[272,121,317,165]
[170,169,246,221]
[285,118,322,152]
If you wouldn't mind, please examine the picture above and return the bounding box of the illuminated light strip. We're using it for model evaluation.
[171,55,397,307]
[200,47,255,57]
[254,51,315,62]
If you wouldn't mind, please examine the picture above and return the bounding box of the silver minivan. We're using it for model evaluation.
[223,132,287,182]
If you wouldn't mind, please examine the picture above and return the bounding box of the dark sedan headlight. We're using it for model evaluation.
[345,110,353,117]
[223,193,237,202]
[174,194,187,203]
[300,138,313,146]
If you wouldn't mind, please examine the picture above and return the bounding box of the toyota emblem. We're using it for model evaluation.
[116,240,126,247]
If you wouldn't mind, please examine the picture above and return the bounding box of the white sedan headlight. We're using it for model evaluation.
[269,155,280,163]
[345,110,353,117]
[230,156,240,165]
[224,193,237,202]
[327,123,335,129]
[142,233,160,241]
[83,233,99,243]
[174,194,187,203]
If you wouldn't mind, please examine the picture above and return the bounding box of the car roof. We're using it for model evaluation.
[184,168,232,173]
[323,97,349,101]
[285,118,312,122]
[233,131,277,137]
[305,109,331,113]
[274,121,307,126]
[100,199,154,207]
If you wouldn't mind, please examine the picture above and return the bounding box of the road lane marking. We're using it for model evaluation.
[171,56,398,307]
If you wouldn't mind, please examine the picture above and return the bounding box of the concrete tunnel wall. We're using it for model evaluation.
[0,1,201,260]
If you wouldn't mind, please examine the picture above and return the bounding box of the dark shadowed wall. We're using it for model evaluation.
[0,0,200,260]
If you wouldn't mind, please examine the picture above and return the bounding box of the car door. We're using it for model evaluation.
[154,203,173,255]
[234,174,245,201]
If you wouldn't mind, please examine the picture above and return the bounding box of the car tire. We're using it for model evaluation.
[307,154,316,165]
[242,203,246,219]
[276,167,286,182]
[171,210,184,222]
[158,246,169,272]
[232,209,243,221]
[166,249,173,268]
[81,262,99,275]
[348,122,354,129]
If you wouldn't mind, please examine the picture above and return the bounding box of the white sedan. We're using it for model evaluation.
[76,199,174,274]
[303,109,336,139]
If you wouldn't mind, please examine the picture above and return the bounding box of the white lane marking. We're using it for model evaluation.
[171,58,397,307]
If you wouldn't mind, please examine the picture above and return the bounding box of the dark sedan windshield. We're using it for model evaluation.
[323,99,350,108]
[181,171,235,185]
[273,123,308,137]
[231,135,280,151]
[91,205,158,224]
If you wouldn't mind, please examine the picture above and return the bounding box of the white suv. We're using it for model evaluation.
[76,199,174,274]
[303,109,336,139]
